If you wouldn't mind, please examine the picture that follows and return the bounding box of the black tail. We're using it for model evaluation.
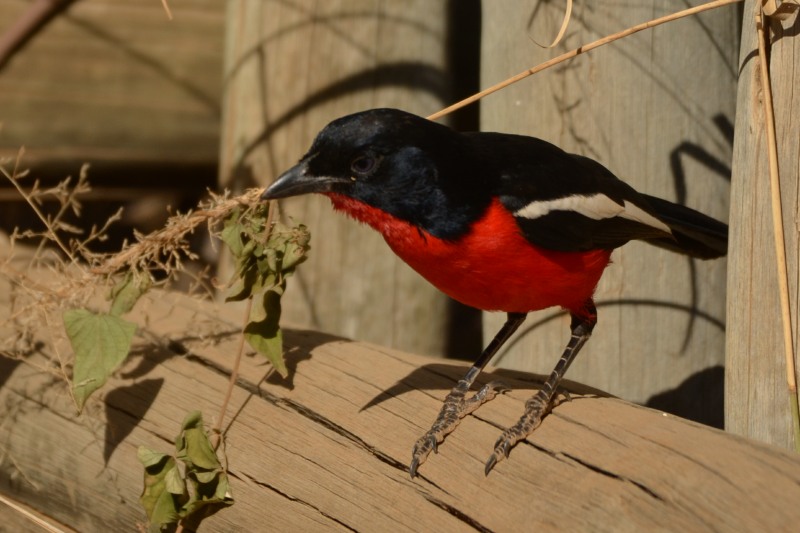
[642,194,728,259]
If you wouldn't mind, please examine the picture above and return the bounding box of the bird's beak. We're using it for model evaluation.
[261,160,350,201]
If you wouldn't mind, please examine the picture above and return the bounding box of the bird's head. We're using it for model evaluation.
[262,108,491,239]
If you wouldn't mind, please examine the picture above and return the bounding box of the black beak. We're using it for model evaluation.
[261,161,350,201]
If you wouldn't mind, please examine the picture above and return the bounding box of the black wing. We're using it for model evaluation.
[465,132,726,258]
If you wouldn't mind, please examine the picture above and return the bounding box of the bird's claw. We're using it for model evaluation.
[484,392,551,475]
[409,433,439,478]
[484,453,498,476]
[409,380,506,477]
[484,429,519,474]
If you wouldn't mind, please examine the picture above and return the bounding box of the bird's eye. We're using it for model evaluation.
[350,155,377,175]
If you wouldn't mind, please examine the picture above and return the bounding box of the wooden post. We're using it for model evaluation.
[726,1,800,449]
[480,1,737,418]
[219,1,455,356]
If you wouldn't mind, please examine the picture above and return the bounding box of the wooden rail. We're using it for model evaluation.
[2,289,800,532]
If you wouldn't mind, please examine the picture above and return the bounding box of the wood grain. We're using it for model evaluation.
[479,1,736,413]
[2,286,800,531]
[219,0,455,357]
[727,1,800,448]
[0,0,223,165]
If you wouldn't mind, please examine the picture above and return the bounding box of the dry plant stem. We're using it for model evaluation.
[427,0,744,121]
[161,0,173,20]
[0,443,38,491]
[755,7,800,451]
[0,493,66,533]
[42,309,79,410]
[211,296,253,451]
[531,0,572,49]
[0,0,75,69]
[32,167,91,262]
[2,155,77,265]
[210,200,278,449]
[93,188,264,276]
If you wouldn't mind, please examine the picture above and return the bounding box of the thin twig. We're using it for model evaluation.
[161,0,173,20]
[1,152,77,264]
[0,492,67,533]
[0,0,76,69]
[211,297,252,451]
[93,188,263,276]
[427,0,744,121]
[211,200,278,448]
[42,309,79,411]
[755,5,800,451]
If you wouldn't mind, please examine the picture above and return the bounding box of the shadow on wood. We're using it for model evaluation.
[2,290,800,532]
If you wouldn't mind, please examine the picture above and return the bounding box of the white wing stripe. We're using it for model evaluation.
[514,193,672,234]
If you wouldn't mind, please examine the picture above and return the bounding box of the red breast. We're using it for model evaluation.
[326,193,611,314]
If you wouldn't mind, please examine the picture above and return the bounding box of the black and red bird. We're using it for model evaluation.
[262,108,727,477]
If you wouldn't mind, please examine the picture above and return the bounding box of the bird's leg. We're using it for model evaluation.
[409,312,527,478]
[484,300,596,475]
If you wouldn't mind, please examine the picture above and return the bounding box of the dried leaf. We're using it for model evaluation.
[244,289,288,377]
[176,411,221,471]
[109,270,151,317]
[139,448,181,529]
[138,447,169,469]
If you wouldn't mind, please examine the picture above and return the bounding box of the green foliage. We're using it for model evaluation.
[244,288,287,376]
[109,270,152,317]
[8,162,312,529]
[63,309,137,413]
[139,411,233,531]
[221,205,310,377]
[62,271,150,412]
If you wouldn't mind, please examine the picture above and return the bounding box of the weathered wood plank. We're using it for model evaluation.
[0,0,224,165]
[2,285,800,531]
[727,0,800,449]
[219,0,456,356]
[479,0,736,414]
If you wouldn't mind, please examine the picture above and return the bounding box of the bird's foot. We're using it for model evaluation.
[484,390,552,475]
[409,379,507,477]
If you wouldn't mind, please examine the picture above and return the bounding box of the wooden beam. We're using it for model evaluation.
[2,287,800,531]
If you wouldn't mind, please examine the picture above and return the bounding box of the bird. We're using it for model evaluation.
[261,107,727,477]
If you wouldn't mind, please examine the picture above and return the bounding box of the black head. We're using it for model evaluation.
[262,108,493,239]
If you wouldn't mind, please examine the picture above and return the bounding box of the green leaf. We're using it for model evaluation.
[181,471,234,519]
[164,465,186,495]
[140,452,180,529]
[220,210,245,256]
[244,289,288,377]
[194,470,219,484]
[214,473,233,501]
[109,270,151,317]
[139,413,234,530]
[137,446,169,469]
[225,263,260,302]
[64,309,136,412]
[176,411,220,471]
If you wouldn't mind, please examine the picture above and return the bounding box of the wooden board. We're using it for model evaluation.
[479,0,736,414]
[2,279,800,531]
[726,0,800,450]
[0,0,224,165]
[219,0,458,357]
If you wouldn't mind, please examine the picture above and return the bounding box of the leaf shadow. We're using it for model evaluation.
[0,353,24,390]
[264,328,349,390]
[103,377,165,465]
